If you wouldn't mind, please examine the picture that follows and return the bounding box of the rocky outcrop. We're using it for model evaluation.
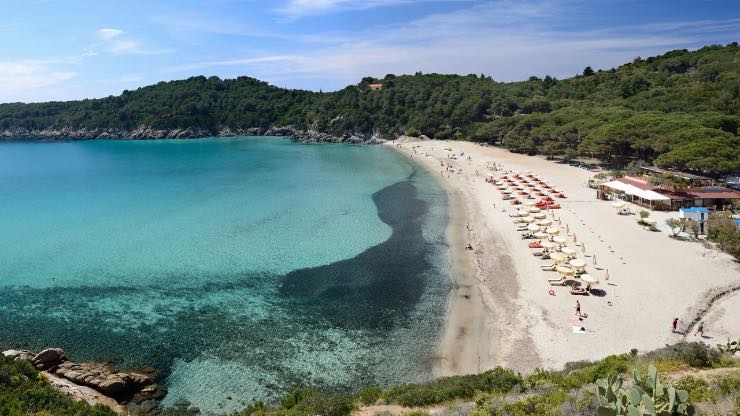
[3,347,165,414]
[32,347,69,370]
[0,124,386,144]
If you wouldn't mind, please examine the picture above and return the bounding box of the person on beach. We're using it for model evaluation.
[695,321,705,337]
[575,300,581,317]
[672,318,679,333]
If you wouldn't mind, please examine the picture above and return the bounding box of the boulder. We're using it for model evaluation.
[32,348,68,370]
[2,349,35,362]
[54,361,154,399]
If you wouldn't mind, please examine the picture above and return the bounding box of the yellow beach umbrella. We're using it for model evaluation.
[556,265,574,275]
[549,252,567,263]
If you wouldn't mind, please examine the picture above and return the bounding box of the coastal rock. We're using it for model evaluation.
[43,371,128,415]
[0,124,385,144]
[32,348,68,370]
[2,349,35,362]
[54,361,154,398]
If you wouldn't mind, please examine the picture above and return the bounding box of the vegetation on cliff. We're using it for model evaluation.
[0,43,738,174]
[0,356,116,416]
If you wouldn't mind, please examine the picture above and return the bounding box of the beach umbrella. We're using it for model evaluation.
[569,259,586,270]
[533,213,547,219]
[503,189,512,194]
[556,265,574,275]
[546,227,560,235]
[553,236,567,244]
[528,207,541,213]
[581,274,598,284]
[524,201,537,206]
[534,232,548,239]
[527,223,540,232]
[538,219,552,226]
[522,216,535,223]
[517,210,529,217]
[561,246,577,256]
[611,201,624,208]
[549,252,567,263]
[541,241,556,249]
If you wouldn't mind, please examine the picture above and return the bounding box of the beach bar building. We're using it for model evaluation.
[598,176,740,211]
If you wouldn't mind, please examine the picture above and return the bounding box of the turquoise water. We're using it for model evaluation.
[0,137,450,413]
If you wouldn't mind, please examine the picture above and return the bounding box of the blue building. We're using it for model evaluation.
[679,207,709,234]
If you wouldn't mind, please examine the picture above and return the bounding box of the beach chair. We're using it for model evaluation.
[548,277,565,285]
[540,263,556,271]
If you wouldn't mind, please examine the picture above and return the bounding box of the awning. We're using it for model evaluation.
[602,181,669,201]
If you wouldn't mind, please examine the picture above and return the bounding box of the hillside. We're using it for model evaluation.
[0,43,738,174]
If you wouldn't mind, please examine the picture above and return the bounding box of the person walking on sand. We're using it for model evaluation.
[695,321,705,337]
[575,300,581,317]
[672,318,679,333]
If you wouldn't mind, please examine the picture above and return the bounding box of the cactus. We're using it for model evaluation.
[595,365,694,415]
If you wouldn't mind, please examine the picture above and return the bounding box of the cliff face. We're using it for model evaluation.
[0,125,386,144]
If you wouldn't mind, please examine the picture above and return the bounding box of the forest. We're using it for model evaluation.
[0,43,737,175]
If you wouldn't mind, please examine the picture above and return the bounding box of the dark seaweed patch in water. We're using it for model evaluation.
[280,180,430,330]
[0,176,444,404]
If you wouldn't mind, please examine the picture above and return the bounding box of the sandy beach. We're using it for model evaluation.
[388,139,740,375]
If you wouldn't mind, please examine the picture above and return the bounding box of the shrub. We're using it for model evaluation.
[354,386,382,405]
[405,127,421,137]
[641,342,722,369]
[562,354,632,388]
[383,367,522,407]
[674,375,709,402]
[497,391,568,416]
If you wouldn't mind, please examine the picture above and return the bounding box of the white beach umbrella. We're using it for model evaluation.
[522,216,535,223]
[546,227,560,235]
[538,219,552,226]
[533,213,547,219]
[549,252,567,263]
[528,207,541,213]
[569,259,586,270]
[503,189,512,194]
[611,201,624,208]
[527,223,540,231]
[553,236,567,244]
[561,246,577,256]
[581,274,598,284]
[517,209,529,217]
[642,218,657,226]
[540,241,556,249]
[534,232,548,239]
[556,265,574,275]
[524,201,537,206]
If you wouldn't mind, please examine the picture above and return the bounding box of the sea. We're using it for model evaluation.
[0,136,451,413]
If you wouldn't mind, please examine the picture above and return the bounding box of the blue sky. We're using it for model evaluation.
[1,0,738,103]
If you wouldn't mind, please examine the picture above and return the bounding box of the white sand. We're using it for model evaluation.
[388,140,740,374]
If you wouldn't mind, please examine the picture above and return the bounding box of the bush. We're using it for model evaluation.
[405,127,421,137]
[561,354,632,388]
[383,367,522,407]
[354,386,382,405]
[496,391,568,416]
[640,342,722,369]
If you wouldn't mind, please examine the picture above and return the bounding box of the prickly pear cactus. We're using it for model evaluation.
[596,365,693,415]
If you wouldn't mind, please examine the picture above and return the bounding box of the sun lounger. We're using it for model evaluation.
[548,277,565,285]
[570,288,589,295]
[540,263,556,271]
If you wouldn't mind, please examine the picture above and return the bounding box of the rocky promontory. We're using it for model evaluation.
[3,348,167,415]
[0,125,386,144]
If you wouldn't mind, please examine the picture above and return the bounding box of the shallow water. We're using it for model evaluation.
[0,137,450,413]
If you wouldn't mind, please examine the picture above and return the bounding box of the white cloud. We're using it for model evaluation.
[93,27,172,55]
[276,0,465,19]
[0,60,77,103]
[166,55,302,72]
[99,28,124,40]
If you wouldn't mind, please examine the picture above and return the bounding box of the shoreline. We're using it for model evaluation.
[387,139,740,375]
[386,141,538,376]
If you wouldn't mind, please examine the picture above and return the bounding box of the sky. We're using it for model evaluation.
[0,0,738,103]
